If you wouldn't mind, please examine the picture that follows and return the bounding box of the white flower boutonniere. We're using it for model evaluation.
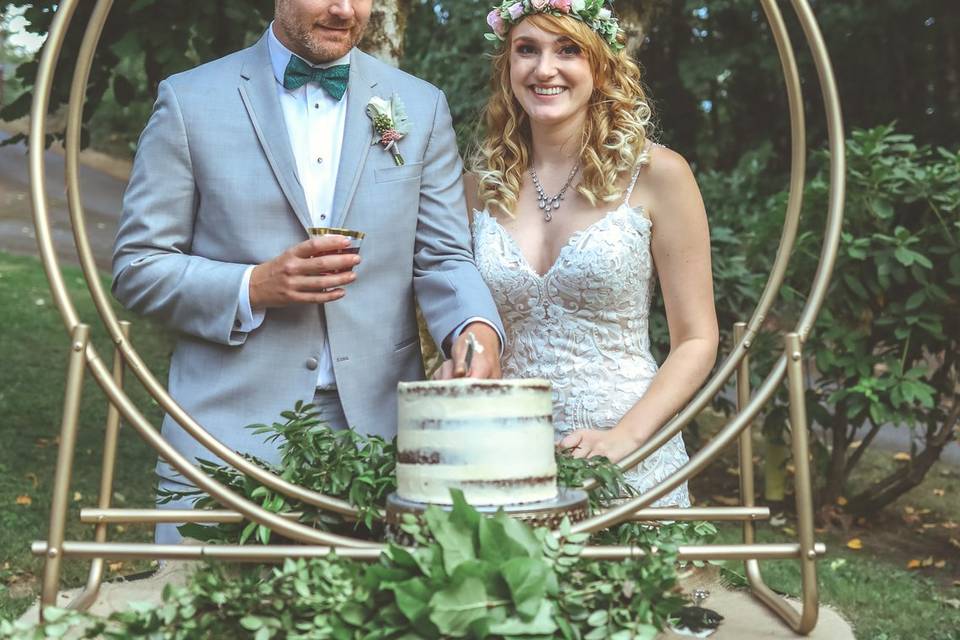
[366,94,412,166]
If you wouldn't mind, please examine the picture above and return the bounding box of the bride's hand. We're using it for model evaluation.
[557,429,642,464]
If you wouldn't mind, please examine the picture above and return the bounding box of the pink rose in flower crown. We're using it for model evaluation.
[507,2,525,21]
[487,8,507,36]
[531,0,550,10]
[549,0,573,12]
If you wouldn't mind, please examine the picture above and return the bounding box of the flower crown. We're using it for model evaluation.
[485,0,624,53]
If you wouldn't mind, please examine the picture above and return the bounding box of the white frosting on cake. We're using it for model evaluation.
[396,378,558,506]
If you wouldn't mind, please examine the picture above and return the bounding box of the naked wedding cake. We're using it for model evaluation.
[396,379,558,506]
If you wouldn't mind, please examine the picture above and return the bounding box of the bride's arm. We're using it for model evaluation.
[562,146,719,461]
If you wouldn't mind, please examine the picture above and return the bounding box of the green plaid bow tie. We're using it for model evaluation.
[282,55,349,101]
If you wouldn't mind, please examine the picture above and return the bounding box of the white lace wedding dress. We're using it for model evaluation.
[471,163,690,507]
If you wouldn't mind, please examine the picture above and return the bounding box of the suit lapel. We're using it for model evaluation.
[331,52,377,229]
[238,36,313,232]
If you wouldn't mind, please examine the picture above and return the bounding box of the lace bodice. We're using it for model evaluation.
[472,178,690,506]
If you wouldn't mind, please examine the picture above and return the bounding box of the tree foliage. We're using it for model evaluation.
[700,125,959,514]
[1,1,274,146]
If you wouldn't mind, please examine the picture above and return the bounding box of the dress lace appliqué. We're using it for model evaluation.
[472,201,690,507]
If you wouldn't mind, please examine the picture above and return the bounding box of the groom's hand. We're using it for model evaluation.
[249,236,361,309]
[436,323,502,379]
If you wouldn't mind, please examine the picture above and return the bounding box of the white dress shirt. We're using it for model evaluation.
[235,25,502,388]
[235,24,349,388]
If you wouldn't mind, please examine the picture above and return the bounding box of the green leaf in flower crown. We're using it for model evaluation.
[500,556,550,620]
[428,576,490,637]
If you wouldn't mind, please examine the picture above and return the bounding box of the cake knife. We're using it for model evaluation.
[464,331,480,376]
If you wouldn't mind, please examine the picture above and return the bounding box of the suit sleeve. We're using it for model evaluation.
[412,90,505,352]
[111,80,251,346]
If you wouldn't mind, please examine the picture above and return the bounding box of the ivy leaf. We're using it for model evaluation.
[340,601,367,627]
[478,515,535,564]
[488,599,558,635]
[392,578,433,623]
[428,577,489,637]
[449,489,481,533]
[500,557,550,620]
[425,503,477,575]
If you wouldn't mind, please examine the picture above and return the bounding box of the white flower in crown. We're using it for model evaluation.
[366,94,412,166]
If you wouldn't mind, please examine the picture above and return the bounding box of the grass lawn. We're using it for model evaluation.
[691,415,960,639]
[712,523,960,640]
[0,251,172,620]
[1,250,958,638]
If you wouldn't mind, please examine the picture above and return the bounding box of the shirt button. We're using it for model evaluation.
[317,157,323,164]
[320,214,327,220]
[314,103,320,109]
[305,357,319,371]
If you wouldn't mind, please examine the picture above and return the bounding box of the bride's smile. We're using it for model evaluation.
[510,22,594,127]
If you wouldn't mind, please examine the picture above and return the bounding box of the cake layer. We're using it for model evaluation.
[398,426,556,467]
[396,465,558,506]
[396,379,559,506]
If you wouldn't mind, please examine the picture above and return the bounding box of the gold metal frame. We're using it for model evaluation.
[27,0,844,634]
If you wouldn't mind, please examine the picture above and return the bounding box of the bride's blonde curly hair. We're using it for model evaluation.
[472,13,653,217]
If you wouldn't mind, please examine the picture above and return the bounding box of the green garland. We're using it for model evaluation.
[4,403,718,638]
[4,494,685,639]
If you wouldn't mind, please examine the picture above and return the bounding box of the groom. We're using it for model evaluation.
[112,0,503,541]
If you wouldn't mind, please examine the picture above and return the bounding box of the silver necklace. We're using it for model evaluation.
[531,163,579,222]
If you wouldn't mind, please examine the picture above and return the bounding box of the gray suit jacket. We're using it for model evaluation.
[112,34,503,474]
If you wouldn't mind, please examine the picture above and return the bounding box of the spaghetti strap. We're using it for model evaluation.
[623,139,653,205]
[623,165,643,204]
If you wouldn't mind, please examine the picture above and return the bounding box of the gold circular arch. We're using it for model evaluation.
[28,0,844,633]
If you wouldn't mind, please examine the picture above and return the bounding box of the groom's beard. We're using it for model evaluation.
[275,10,368,63]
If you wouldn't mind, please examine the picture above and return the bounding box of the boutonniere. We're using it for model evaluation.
[366,94,412,166]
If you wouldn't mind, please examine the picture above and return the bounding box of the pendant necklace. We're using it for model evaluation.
[531,162,579,222]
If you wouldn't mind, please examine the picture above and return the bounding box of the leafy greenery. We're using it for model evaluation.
[167,401,718,553]
[166,401,397,545]
[1,493,686,639]
[1,0,274,150]
[699,125,959,513]
[8,1,958,167]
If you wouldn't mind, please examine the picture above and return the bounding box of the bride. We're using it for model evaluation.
[443,0,718,506]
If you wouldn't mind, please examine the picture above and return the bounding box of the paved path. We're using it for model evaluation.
[0,130,127,271]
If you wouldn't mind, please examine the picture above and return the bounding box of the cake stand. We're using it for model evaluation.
[384,489,590,544]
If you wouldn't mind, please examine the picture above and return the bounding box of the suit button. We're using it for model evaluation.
[305,357,319,370]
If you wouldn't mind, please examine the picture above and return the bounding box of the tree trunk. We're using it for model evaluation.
[359,0,411,66]
[822,400,849,506]
[616,0,670,57]
[846,398,959,516]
